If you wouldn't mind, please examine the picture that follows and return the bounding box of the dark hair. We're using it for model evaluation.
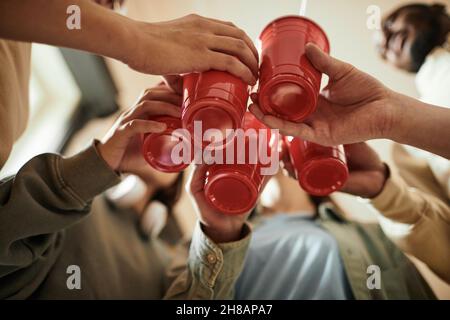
[385,3,447,28]
[384,3,449,72]
[410,26,439,71]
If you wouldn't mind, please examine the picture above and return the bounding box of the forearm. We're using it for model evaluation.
[389,92,450,159]
[0,0,133,62]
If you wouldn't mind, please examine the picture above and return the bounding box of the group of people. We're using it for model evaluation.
[0,0,448,299]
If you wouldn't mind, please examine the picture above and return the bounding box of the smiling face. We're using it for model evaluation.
[377,4,448,72]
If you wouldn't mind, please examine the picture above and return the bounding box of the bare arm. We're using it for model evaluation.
[392,93,450,159]
[0,0,258,84]
[0,0,129,62]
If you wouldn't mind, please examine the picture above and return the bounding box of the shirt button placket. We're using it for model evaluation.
[207,253,217,264]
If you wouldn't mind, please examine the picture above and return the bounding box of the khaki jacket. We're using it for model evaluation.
[319,204,435,300]
[371,144,450,284]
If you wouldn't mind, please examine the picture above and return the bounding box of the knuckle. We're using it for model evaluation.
[225,55,237,66]
[118,123,127,132]
[197,58,211,72]
[341,64,355,78]
[142,88,152,97]
[192,15,205,27]
[316,126,331,144]
[121,108,132,118]
[138,89,148,100]
[127,120,138,128]
[236,28,246,38]
[187,13,199,20]
[191,35,207,51]
[135,101,147,110]
[236,39,246,50]
[197,34,210,46]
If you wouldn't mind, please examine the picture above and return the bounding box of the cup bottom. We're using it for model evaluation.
[205,170,258,214]
[259,75,317,122]
[299,157,348,196]
[143,133,190,173]
[183,100,243,149]
[192,105,234,140]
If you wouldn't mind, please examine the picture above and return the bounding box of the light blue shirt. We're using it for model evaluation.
[235,214,353,299]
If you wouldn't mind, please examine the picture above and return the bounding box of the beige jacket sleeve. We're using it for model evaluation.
[371,168,450,284]
[164,222,251,299]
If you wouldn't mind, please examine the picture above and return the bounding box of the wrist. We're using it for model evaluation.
[102,13,139,63]
[202,222,246,243]
[374,89,401,140]
[82,4,141,64]
[383,91,418,144]
[117,19,159,73]
[95,141,120,172]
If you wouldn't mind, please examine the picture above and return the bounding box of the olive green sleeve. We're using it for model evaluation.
[0,142,120,298]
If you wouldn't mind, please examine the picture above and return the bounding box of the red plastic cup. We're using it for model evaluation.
[141,116,191,173]
[284,136,348,196]
[182,71,249,148]
[204,113,278,215]
[257,15,330,122]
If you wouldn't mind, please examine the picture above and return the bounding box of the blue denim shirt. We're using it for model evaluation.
[235,214,353,299]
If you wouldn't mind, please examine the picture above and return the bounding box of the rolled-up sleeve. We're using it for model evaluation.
[164,222,251,299]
